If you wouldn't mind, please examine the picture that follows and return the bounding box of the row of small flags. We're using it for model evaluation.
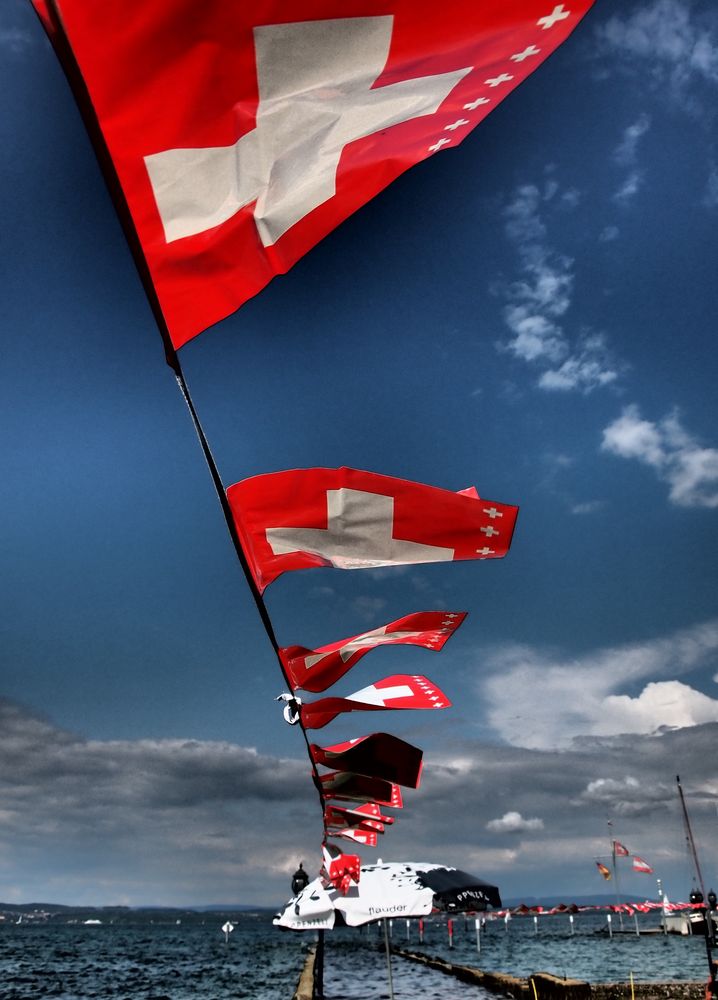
[228,467,519,890]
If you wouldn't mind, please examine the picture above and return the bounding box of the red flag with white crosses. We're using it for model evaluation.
[311,733,423,787]
[227,467,518,592]
[318,772,404,808]
[322,844,362,894]
[329,827,378,848]
[301,674,451,729]
[33,1,595,347]
[325,802,395,831]
[281,611,466,692]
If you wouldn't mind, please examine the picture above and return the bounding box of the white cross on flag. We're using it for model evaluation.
[227,467,518,591]
[311,732,424,787]
[301,674,451,729]
[34,0,595,347]
[281,610,466,692]
[325,802,395,831]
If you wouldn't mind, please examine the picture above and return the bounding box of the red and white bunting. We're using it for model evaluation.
[320,772,404,809]
[34,1,595,347]
[228,467,518,591]
[281,610,466,692]
[301,674,450,729]
[311,733,423,788]
[328,827,378,848]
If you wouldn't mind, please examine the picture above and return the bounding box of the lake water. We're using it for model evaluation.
[0,910,710,999]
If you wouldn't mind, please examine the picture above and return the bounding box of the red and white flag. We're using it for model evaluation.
[322,844,362,894]
[325,802,395,831]
[612,840,630,857]
[34,1,595,347]
[301,674,450,729]
[311,733,423,787]
[329,827,379,848]
[227,467,518,591]
[319,772,404,808]
[282,611,466,692]
[632,856,653,874]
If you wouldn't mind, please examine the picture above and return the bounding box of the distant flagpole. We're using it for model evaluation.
[608,820,624,930]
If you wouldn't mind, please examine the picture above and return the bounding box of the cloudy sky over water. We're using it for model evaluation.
[2,0,718,907]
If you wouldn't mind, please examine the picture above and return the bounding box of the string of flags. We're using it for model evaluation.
[30,0,594,897]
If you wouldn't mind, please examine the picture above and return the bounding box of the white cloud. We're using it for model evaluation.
[704,165,718,208]
[498,184,622,391]
[614,114,652,166]
[486,811,544,833]
[602,404,718,507]
[595,0,718,100]
[613,171,643,204]
[570,500,605,515]
[538,333,621,393]
[599,225,620,242]
[480,619,718,749]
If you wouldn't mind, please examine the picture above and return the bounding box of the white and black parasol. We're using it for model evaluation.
[274,860,501,930]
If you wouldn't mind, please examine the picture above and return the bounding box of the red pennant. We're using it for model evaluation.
[227,468,518,591]
[319,772,404,809]
[311,733,423,788]
[301,674,450,729]
[281,610,466,692]
[33,1,594,347]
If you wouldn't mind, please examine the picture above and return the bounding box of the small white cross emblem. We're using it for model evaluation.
[485,73,514,87]
[476,547,495,557]
[510,45,541,62]
[480,525,499,537]
[483,507,503,519]
[464,97,490,111]
[444,118,470,131]
[429,138,451,152]
[538,5,570,29]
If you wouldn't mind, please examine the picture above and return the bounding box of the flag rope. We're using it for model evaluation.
[172,369,329,822]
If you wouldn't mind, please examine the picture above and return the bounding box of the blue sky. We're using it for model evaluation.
[2,0,718,907]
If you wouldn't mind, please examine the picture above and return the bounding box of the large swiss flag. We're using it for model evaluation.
[36,1,594,347]
[227,467,518,591]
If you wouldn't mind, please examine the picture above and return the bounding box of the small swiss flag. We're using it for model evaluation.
[228,467,518,591]
[281,610,466,692]
[311,733,423,788]
[300,674,450,729]
[318,772,404,808]
[322,844,362,894]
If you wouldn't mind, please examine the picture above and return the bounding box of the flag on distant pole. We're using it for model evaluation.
[632,856,654,874]
[612,841,630,857]
[596,862,611,881]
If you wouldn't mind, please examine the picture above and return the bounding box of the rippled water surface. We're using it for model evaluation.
[0,912,709,999]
